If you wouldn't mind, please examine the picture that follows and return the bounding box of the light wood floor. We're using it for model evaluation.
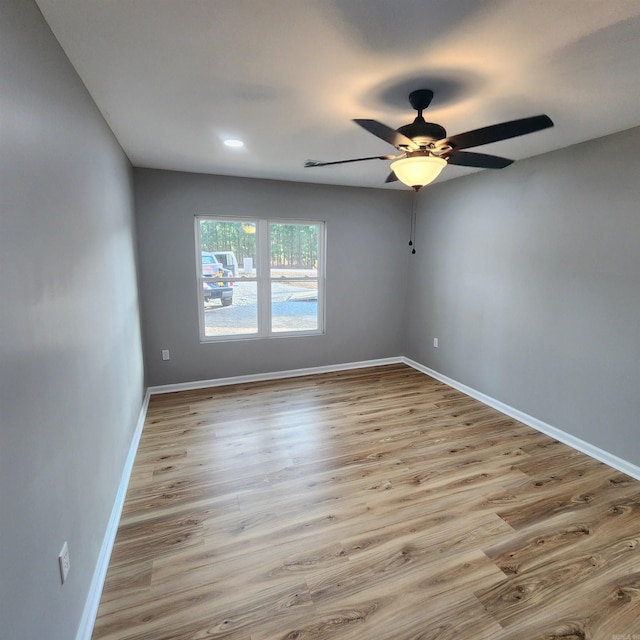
[92,364,640,640]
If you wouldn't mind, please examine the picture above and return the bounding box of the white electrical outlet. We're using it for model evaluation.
[433,338,439,348]
[161,349,170,361]
[58,541,70,584]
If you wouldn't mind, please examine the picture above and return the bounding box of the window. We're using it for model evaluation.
[196,217,325,341]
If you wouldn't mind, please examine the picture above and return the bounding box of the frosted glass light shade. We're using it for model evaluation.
[390,156,447,189]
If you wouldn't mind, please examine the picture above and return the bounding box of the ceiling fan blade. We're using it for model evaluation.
[445,151,514,169]
[305,154,396,168]
[385,171,398,183]
[353,119,418,151]
[442,115,553,151]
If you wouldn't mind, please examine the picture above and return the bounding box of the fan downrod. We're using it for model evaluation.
[398,89,446,145]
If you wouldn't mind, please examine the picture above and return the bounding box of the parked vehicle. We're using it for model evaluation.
[201,252,233,306]
[213,251,239,278]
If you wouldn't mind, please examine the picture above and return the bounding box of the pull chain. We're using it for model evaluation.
[409,188,418,254]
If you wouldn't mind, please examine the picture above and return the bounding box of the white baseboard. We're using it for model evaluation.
[147,356,404,395]
[75,389,151,640]
[402,357,640,482]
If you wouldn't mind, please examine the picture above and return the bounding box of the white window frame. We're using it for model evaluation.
[195,216,326,342]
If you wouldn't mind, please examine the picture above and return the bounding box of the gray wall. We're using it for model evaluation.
[0,2,144,639]
[405,126,640,465]
[134,168,411,386]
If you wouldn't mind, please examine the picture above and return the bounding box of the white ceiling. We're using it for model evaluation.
[36,0,640,189]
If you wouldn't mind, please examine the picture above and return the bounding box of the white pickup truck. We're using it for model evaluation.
[201,252,233,306]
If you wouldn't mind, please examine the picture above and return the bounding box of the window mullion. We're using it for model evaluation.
[257,221,271,336]
[318,224,325,333]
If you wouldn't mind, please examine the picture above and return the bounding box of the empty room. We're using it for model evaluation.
[2,1,640,639]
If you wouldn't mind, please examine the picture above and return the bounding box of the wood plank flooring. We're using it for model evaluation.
[91,364,640,640]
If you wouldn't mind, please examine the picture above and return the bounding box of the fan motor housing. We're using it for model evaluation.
[398,117,447,148]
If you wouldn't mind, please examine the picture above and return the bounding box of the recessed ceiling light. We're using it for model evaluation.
[223,138,244,148]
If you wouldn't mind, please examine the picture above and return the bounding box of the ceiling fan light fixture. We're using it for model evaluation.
[390,155,447,190]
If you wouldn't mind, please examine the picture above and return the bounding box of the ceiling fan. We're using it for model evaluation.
[305,89,554,190]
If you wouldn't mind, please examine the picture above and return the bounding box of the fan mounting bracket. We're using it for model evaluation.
[408,89,434,113]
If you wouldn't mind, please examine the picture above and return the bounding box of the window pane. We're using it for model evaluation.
[203,280,258,337]
[271,281,318,333]
[200,219,257,278]
[269,222,319,276]
[269,221,321,333]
